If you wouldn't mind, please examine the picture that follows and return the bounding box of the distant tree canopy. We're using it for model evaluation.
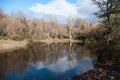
[0,8,97,41]
[92,0,120,44]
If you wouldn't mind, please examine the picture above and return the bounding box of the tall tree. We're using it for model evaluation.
[92,0,120,44]
[67,17,76,41]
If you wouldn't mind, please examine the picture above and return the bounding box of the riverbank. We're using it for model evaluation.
[71,68,120,80]
[0,39,28,53]
[33,38,82,44]
[0,39,82,53]
[71,63,120,80]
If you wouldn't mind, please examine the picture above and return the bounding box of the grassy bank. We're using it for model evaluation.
[0,39,28,53]
[33,38,82,44]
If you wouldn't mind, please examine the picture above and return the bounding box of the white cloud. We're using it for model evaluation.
[77,0,98,21]
[29,0,98,21]
[29,0,78,18]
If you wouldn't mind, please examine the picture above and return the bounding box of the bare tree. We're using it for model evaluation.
[67,17,75,41]
[92,0,120,44]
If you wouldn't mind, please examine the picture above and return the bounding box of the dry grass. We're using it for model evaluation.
[0,38,82,53]
[0,39,28,53]
[33,38,82,44]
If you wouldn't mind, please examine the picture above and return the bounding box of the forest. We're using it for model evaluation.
[0,7,100,43]
[0,0,119,51]
[0,1,120,46]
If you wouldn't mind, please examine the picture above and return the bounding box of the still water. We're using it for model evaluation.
[0,43,94,80]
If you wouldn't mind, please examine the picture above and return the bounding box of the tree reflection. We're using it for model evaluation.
[0,43,92,80]
[91,45,120,72]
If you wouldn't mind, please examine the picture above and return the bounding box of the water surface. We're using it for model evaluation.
[0,43,94,80]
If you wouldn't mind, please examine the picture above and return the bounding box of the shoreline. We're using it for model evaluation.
[0,39,28,53]
[33,39,82,44]
[0,39,82,53]
[71,68,120,80]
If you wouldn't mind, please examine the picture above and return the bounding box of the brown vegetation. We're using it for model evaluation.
[0,8,99,41]
[0,39,28,53]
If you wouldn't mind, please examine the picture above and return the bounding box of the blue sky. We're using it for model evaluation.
[0,0,98,22]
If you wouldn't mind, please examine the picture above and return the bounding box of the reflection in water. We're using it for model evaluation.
[91,46,120,70]
[0,43,94,80]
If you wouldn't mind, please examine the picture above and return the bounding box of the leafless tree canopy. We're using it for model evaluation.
[0,8,98,41]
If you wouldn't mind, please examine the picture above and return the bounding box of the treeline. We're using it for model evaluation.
[0,0,119,45]
[0,8,99,41]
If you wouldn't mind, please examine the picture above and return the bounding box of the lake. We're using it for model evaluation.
[0,43,119,80]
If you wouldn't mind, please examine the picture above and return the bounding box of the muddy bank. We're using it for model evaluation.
[71,68,120,80]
